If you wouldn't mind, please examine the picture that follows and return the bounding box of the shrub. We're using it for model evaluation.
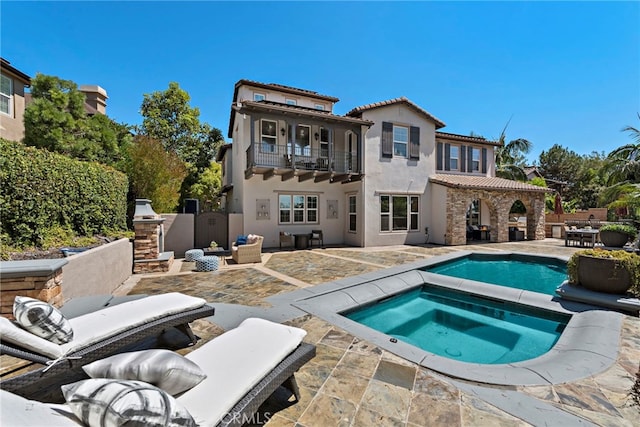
[0,139,128,248]
[567,249,640,296]
[599,223,638,239]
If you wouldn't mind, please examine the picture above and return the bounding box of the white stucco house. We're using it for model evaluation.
[217,80,548,249]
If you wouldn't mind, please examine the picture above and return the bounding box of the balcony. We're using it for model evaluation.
[245,143,361,184]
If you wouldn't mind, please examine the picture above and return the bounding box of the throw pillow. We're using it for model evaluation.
[312,233,320,239]
[62,379,196,427]
[246,234,259,244]
[83,349,206,396]
[236,235,247,245]
[13,296,73,344]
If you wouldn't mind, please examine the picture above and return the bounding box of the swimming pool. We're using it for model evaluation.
[424,253,567,295]
[345,286,569,364]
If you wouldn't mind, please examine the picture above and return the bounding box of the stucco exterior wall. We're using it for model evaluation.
[228,213,244,248]
[162,214,194,257]
[0,75,27,142]
[359,105,437,247]
[236,85,334,112]
[61,238,132,301]
[429,183,449,245]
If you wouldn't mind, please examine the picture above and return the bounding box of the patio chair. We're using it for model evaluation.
[231,235,263,264]
[279,231,294,250]
[1,318,316,427]
[309,229,323,247]
[0,292,215,401]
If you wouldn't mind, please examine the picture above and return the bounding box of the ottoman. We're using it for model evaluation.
[185,249,204,262]
[196,256,219,272]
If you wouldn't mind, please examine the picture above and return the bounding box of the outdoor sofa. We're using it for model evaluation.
[0,292,214,401]
[1,318,316,427]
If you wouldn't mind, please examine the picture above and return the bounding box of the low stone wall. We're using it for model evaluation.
[62,238,133,300]
[0,259,67,318]
[0,239,133,317]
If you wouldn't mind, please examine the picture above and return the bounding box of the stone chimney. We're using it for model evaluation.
[132,199,174,273]
[79,85,108,115]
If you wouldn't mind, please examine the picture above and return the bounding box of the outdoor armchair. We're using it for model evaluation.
[279,231,294,250]
[232,235,263,264]
[309,229,324,247]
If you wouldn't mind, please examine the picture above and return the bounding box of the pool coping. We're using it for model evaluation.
[286,250,624,386]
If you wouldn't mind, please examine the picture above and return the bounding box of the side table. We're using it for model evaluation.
[203,247,231,265]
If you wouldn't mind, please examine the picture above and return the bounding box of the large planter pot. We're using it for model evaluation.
[599,230,630,247]
[577,254,631,294]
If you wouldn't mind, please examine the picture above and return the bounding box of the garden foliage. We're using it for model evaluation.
[0,139,128,247]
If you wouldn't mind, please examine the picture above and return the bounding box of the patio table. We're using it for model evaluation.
[565,229,599,248]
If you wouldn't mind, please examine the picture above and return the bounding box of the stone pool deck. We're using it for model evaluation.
[109,238,640,426]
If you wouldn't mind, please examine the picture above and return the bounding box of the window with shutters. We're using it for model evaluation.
[0,74,12,116]
[382,122,419,159]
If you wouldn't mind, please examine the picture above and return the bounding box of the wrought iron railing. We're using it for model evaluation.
[246,143,357,173]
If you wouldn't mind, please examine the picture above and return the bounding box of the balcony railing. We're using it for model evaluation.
[246,143,358,174]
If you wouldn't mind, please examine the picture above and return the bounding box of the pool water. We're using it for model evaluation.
[425,253,567,295]
[345,287,569,364]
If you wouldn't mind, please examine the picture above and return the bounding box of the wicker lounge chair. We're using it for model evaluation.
[1,318,316,427]
[231,235,263,264]
[0,293,214,401]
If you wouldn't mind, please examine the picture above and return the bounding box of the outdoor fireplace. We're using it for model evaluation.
[132,199,174,273]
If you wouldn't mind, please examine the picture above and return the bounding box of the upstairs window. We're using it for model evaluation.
[0,74,12,116]
[449,146,459,170]
[472,147,481,172]
[261,119,277,153]
[314,104,325,111]
[285,98,297,105]
[253,92,265,101]
[320,127,330,158]
[382,122,420,159]
[393,125,408,157]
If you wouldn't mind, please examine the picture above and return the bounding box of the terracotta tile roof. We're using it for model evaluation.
[234,79,339,102]
[436,131,501,147]
[430,174,551,192]
[346,97,446,129]
[228,99,372,138]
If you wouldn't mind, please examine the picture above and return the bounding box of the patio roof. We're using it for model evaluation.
[430,174,552,193]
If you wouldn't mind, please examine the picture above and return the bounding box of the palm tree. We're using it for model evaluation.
[604,113,640,185]
[494,120,532,181]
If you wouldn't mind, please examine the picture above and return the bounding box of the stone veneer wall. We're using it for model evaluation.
[0,260,67,318]
[445,188,547,245]
[133,221,160,260]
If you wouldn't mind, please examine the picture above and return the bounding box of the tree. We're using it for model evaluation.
[125,135,188,213]
[603,113,640,185]
[138,82,225,205]
[186,161,222,210]
[494,121,532,181]
[23,73,132,166]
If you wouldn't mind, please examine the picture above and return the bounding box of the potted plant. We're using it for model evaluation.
[599,224,637,247]
[208,241,219,251]
[567,249,640,295]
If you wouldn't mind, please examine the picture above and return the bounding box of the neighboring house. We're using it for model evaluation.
[524,165,567,194]
[0,58,31,142]
[218,79,549,248]
[0,58,109,142]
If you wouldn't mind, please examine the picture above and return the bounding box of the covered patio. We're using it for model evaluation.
[429,175,550,245]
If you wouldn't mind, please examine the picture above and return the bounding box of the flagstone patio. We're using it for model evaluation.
[114,239,640,426]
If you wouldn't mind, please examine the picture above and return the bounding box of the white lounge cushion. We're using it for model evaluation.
[178,318,307,426]
[0,293,206,360]
[0,316,64,358]
[0,389,80,427]
[62,379,196,427]
[83,349,206,395]
[61,293,206,355]
[13,296,74,344]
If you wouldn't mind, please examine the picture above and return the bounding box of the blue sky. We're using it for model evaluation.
[2,1,639,163]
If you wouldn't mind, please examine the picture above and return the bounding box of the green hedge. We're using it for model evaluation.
[0,139,128,247]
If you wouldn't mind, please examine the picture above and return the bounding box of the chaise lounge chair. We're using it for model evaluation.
[0,292,215,401]
[1,318,316,427]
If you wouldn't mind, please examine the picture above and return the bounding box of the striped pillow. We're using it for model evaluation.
[83,349,206,395]
[13,296,73,344]
[61,379,196,427]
